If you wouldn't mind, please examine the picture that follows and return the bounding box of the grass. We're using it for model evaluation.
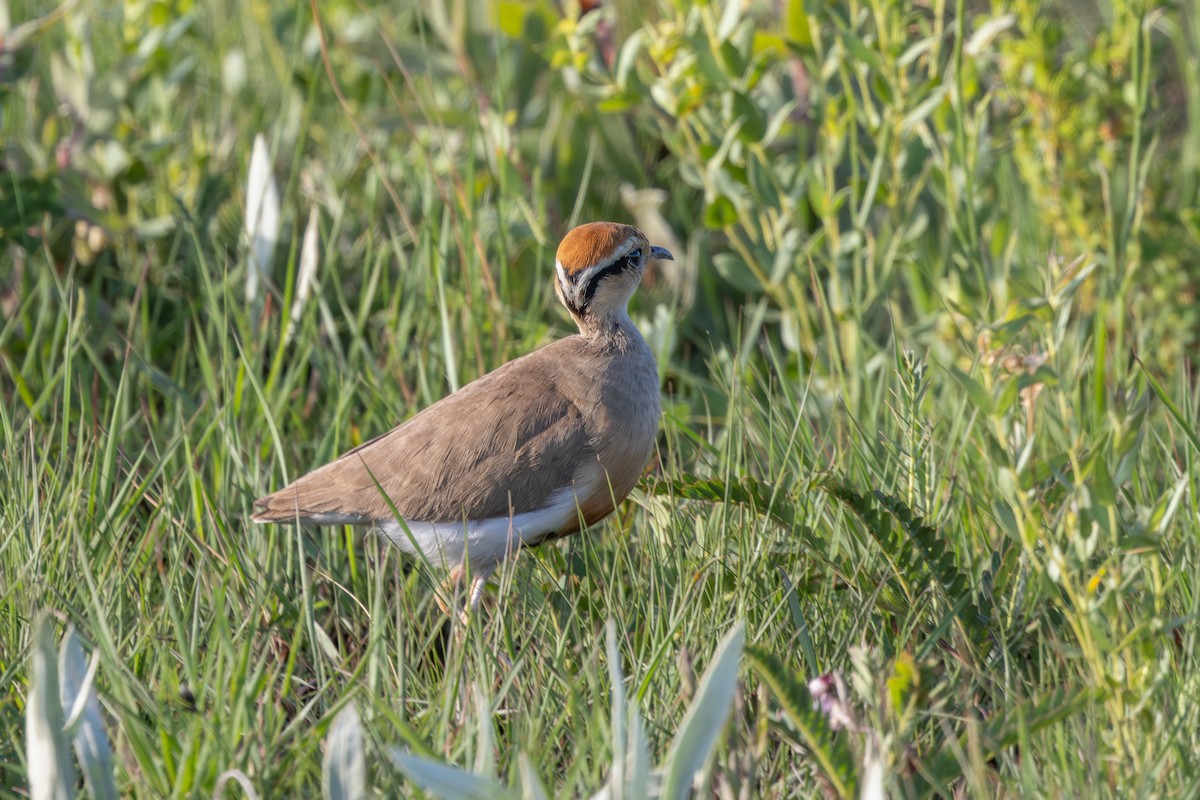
[2,0,1200,796]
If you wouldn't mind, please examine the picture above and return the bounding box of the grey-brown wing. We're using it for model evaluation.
[252,348,593,525]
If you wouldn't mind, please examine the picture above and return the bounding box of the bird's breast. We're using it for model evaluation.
[582,346,661,487]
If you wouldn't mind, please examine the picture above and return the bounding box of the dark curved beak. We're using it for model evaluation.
[649,245,674,262]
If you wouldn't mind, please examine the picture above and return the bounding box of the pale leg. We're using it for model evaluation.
[437,562,496,625]
[467,564,496,614]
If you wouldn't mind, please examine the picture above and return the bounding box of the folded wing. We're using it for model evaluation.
[252,347,593,526]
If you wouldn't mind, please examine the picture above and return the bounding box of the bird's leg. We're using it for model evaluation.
[463,566,492,609]
[435,562,496,626]
[438,562,497,726]
[460,563,494,623]
[435,564,465,618]
[465,563,513,676]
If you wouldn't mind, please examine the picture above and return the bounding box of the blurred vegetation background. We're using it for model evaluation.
[3,0,1200,796]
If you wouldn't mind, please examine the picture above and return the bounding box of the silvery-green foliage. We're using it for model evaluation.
[323,705,366,800]
[391,619,745,799]
[59,628,116,800]
[26,613,75,800]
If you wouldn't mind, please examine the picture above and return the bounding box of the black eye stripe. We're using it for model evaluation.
[581,249,641,304]
[582,263,620,303]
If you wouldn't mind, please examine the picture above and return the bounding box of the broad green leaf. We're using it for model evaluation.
[517,753,549,800]
[388,750,517,800]
[323,705,365,800]
[244,133,280,307]
[784,0,812,48]
[658,622,745,800]
[60,630,116,800]
[26,612,75,800]
[704,196,739,229]
[717,0,742,42]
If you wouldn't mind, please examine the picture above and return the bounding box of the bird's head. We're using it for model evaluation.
[553,222,674,335]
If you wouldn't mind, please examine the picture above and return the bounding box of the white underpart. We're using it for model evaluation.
[377,465,606,570]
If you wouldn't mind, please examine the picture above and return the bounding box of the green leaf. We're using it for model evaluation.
[886,651,918,713]
[731,91,766,141]
[494,1,531,38]
[949,366,992,414]
[744,646,856,798]
[747,152,782,208]
[388,750,517,800]
[924,687,1101,783]
[717,0,742,41]
[26,612,76,800]
[652,475,837,561]
[615,30,644,87]
[1089,450,1117,507]
[703,195,739,229]
[710,252,761,293]
[807,171,830,218]
[1136,354,1200,457]
[836,28,884,74]
[517,754,549,800]
[604,619,650,800]
[323,705,366,800]
[822,481,993,652]
[784,0,812,48]
[59,630,116,800]
[659,622,745,800]
[964,14,1016,57]
[902,84,949,132]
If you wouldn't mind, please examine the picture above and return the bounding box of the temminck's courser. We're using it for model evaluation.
[252,222,673,610]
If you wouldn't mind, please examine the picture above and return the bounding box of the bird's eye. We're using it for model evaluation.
[627,248,641,263]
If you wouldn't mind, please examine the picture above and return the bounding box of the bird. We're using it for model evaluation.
[252,221,674,614]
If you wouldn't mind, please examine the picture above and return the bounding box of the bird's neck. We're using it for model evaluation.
[578,308,641,347]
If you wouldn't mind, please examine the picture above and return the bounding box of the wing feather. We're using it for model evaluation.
[252,341,593,525]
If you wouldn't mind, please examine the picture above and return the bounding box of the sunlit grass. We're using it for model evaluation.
[3,0,1200,796]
